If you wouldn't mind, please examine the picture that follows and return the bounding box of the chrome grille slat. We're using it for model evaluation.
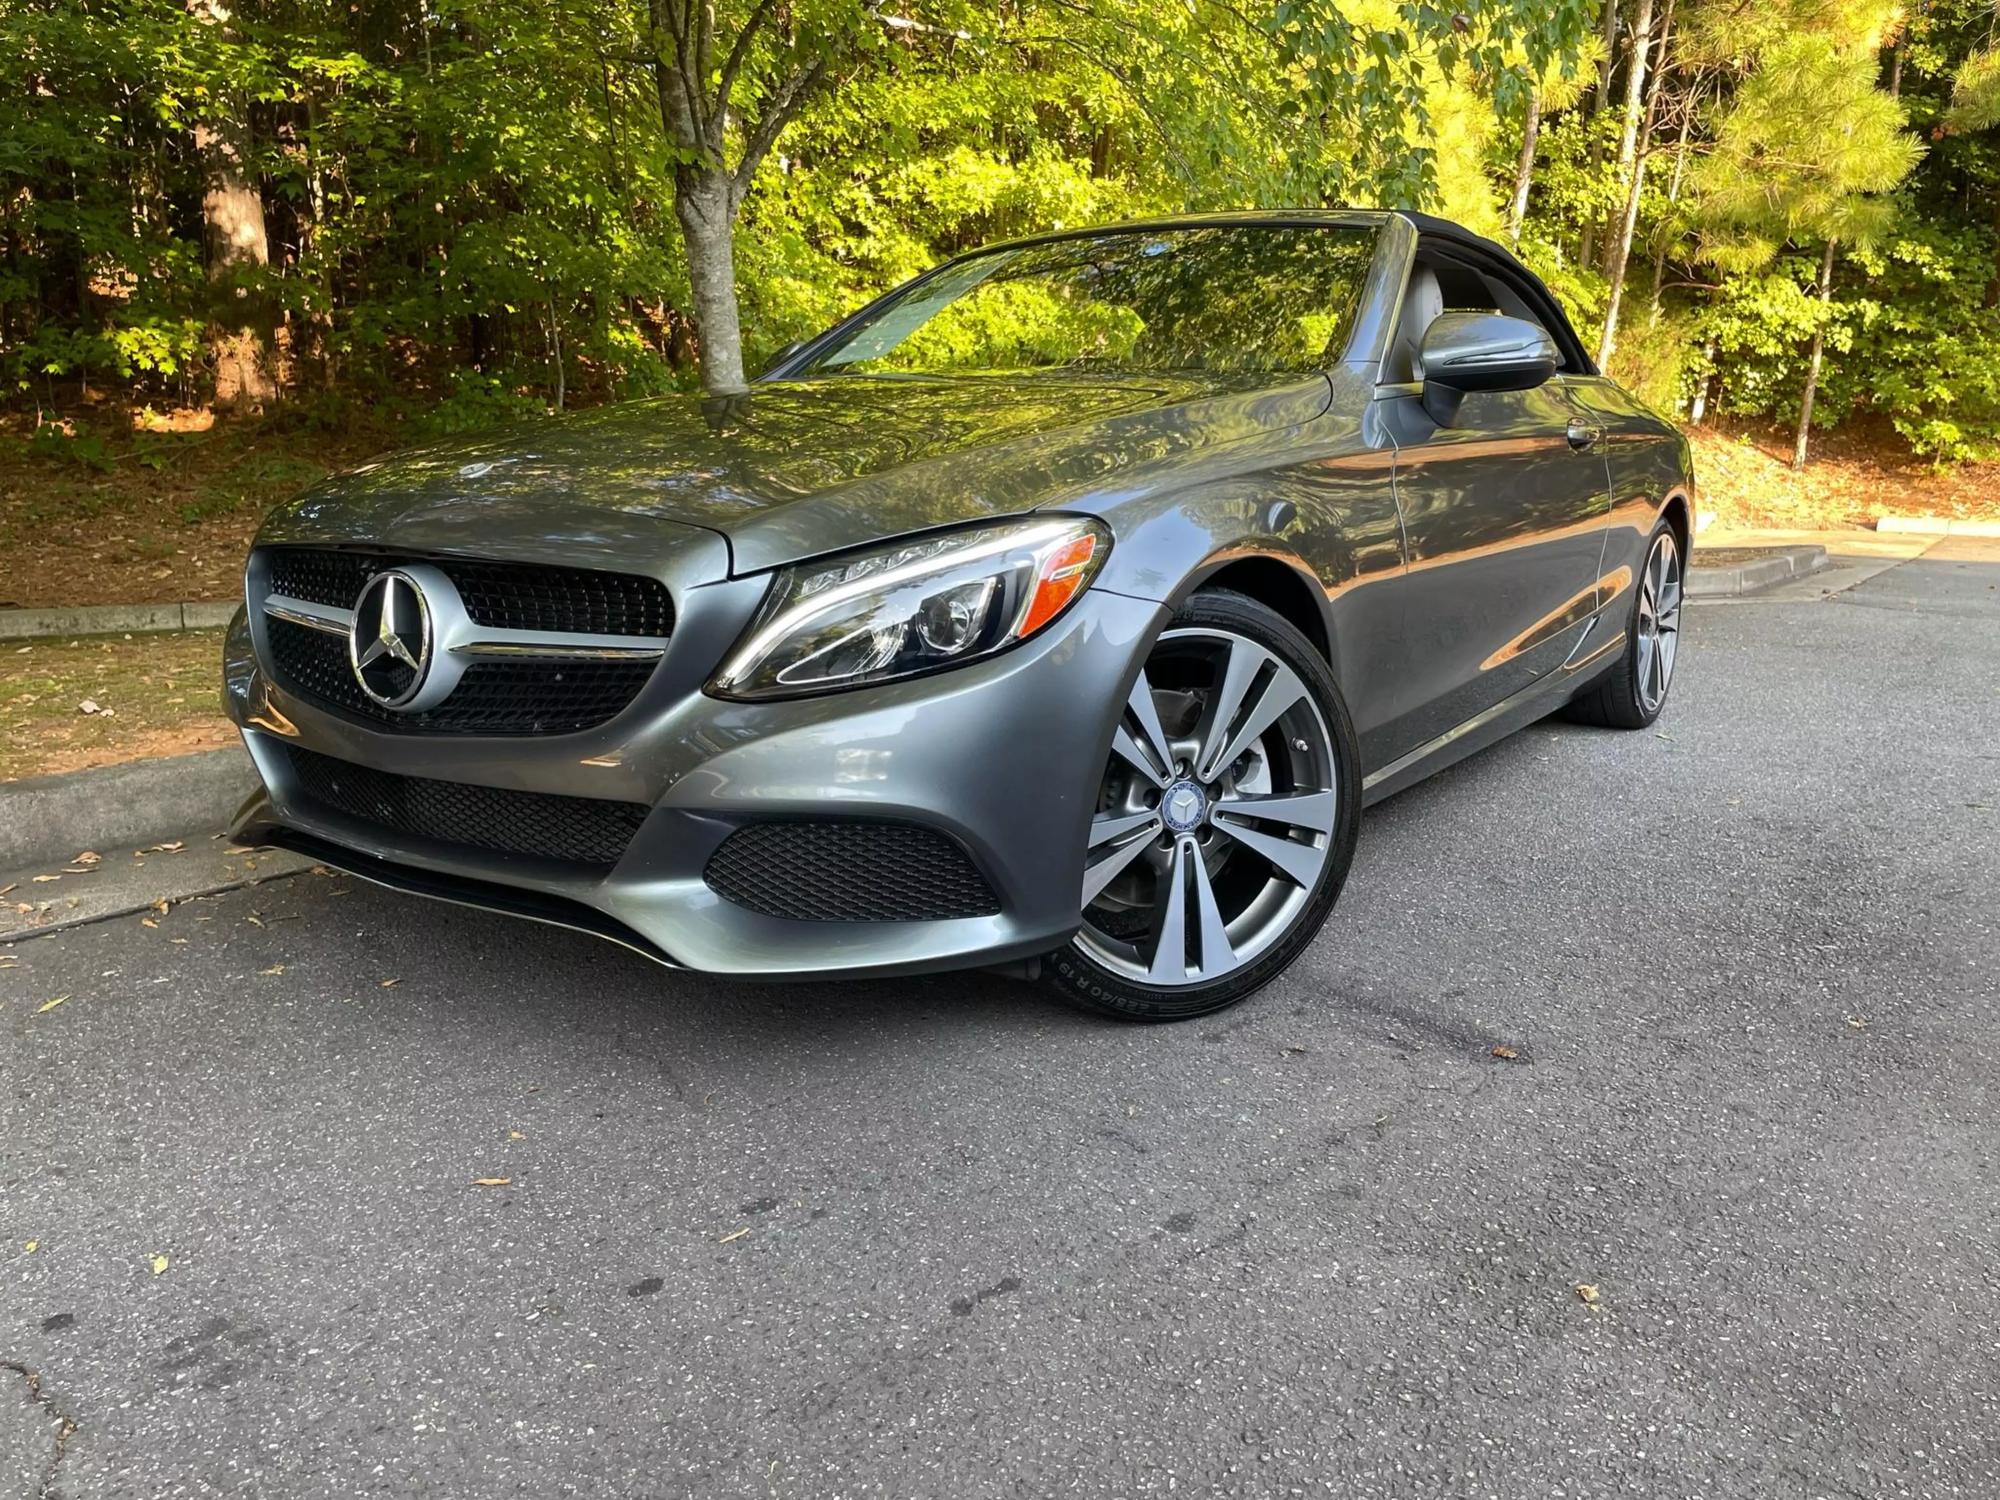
[254,547,673,735]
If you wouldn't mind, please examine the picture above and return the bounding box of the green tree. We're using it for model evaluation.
[1688,29,1922,465]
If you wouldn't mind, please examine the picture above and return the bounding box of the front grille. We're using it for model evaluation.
[266,619,656,736]
[705,821,1000,922]
[286,746,648,869]
[262,547,672,637]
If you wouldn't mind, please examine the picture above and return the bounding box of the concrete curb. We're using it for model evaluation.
[1687,544,1828,598]
[0,745,255,870]
[0,600,238,641]
[1875,515,2000,538]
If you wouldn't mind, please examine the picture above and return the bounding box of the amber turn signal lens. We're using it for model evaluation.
[1019,533,1100,637]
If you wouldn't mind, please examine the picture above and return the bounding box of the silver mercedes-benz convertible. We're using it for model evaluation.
[225,209,1692,1019]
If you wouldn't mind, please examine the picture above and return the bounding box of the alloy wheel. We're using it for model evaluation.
[1077,627,1339,989]
[1635,529,1682,714]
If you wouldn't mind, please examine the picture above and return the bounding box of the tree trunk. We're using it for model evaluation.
[1690,339,1716,422]
[190,0,275,414]
[1793,240,1837,471]
[675,169,749,394]
[1595,0,1662,368]
[1986,190,2000,308]
[1578,0,1625,270]
[1507,91,1542,249]
[1647,82,1696,323]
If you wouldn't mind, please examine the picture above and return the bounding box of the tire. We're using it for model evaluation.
[1564,518,1684,730]
[1044,590,1362,1022]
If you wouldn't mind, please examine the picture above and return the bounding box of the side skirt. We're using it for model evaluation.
[1359,629,1625,807]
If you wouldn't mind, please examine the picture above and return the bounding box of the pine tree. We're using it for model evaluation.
[1688,30,1922,466]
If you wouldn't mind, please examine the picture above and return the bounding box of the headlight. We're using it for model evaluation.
[710,516,1111,699]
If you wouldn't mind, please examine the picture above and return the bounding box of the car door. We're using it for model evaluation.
[1376,258,1611,756]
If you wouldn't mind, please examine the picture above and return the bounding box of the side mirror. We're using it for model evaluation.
[1418,312,1558,427]
[761,339,809,378]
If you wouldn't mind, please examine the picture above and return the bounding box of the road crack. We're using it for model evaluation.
[3,1360,78,1500]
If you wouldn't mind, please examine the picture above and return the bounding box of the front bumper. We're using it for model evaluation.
[224,586,1165,979]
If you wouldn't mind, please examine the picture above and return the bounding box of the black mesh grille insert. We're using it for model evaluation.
[265,618,655,735]
[262,547,672,637]
[705,822,1000,922]
[286,746,648,869]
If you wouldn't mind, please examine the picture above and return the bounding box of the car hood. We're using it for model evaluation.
[260,371,1333,575]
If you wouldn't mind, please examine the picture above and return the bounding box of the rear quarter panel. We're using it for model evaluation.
[1564,376,1693,578]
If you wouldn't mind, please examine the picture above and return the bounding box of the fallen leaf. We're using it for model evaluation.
[245,914,264,927]
[260,963,286,976]
[170,937,188,945]
[78,698,101,714]
[150,897,169,915]
[23,1241,37,1253]
[309,865,333,877]
[149,841,185,854]
[1575,1283,1600,1305]
[507,1130,525,1141]
[141,917,159,929]
[379,977,401,988]
[151,1254,170,1276]
[32,874,60,884]
[0,883,15,898]
[36,995,72,1014]
[1846,1015,1868,1031]
[71,851,101,866]
[472,1177,512,1188]
[61,865,98,875]
[1491,1044,1520,1061]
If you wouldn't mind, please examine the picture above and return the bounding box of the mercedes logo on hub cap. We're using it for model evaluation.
[349,569,433,708]
[1161,779,1208,834]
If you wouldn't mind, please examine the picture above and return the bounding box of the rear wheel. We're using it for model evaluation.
[1565,519,1683,729]
[1044,591,1360,1022]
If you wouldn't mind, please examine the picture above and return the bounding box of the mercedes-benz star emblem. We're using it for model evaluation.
[349,569,433,708]
[1162,780,1208,834]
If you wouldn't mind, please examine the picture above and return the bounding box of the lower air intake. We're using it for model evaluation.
[286,746,648,869]
[704,821,1000,922]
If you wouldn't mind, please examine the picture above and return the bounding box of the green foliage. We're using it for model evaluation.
[1,0,1996,464]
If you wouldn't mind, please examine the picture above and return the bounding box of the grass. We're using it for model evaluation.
[1,630,232,782]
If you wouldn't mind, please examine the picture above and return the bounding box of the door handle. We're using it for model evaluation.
[1567,419,1604,452]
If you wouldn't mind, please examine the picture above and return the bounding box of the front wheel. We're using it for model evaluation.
[1044,591,1361,1022]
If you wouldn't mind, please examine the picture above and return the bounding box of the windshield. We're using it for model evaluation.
[794,225,1378,379]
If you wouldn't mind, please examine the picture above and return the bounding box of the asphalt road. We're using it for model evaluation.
[4,540,1997,1500]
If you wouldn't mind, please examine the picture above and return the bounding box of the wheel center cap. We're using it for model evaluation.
[1161,779,1208,834]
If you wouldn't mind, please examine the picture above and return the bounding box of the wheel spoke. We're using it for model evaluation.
[1081,816,1159,905]
[1192,637,1272,781]
[1213,788,1337,834]
[1110,725,1170,790]
[1189,851,1236,977]
[1146,840,1192,983]
[1636,629,1655,696]
[1211,813,1325,888]
[1123,669,1176,783]
[1200,661,1309,782]
[1089,809,1158,847]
